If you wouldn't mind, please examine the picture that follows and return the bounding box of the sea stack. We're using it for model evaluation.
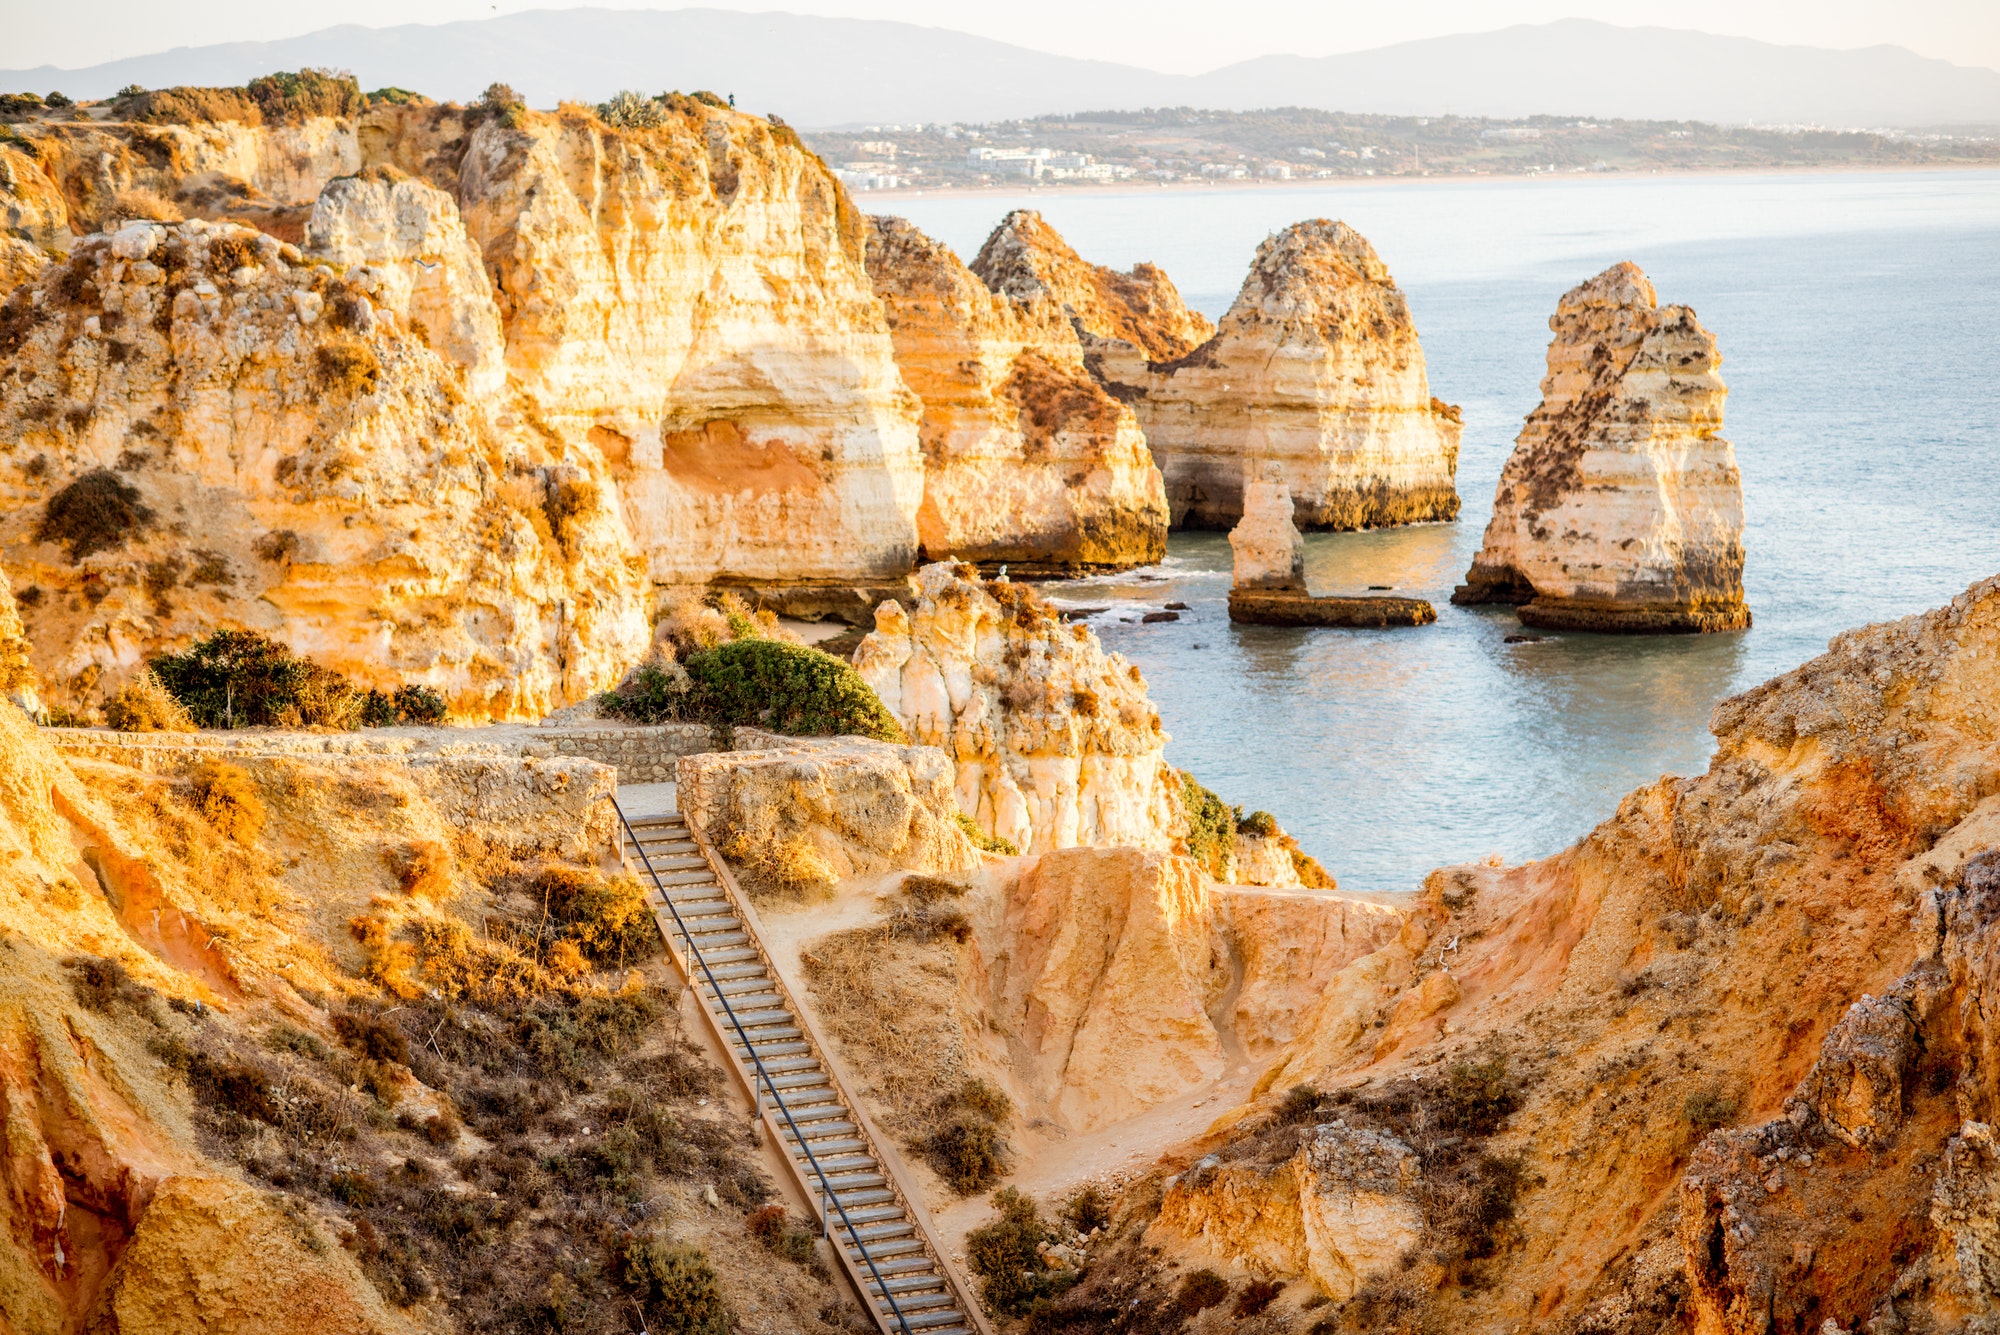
[1091,220,1462,532]
[1229,473,1307,591]
[1453,262,1750,633]
[1226,472,1436,628]
[864,215,1168,573]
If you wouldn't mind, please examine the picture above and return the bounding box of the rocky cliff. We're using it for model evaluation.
[0,219,648,719]
[1,93,933,716]
[0,700,846,1332]
[969,208,1213,365]
[1231,472,1307,591]
[1091,219,1461,532]
[1454,261,1750,633]
[853,561,1184,855]
[864,214,1167,573]
[1068,570,2000,1329]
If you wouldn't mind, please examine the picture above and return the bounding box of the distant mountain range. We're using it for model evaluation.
[5,10,1999,130]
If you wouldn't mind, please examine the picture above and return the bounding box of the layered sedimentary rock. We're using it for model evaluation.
[1121,570,2000,1324]
[1,95,937,713]
[1454,261,1750,632]
[864,214,1166,572]
[970,209,1213,365]
[303,165,507,396]
[0,220,647,717]
[0,564,39,715]
[1229,473,1306,591]
[1083,219,1462,531]
[429,101,924,591]
[853,561,1183,854]
[676,737,982,887]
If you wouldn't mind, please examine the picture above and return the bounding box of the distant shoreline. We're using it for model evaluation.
[856,159,2000,203]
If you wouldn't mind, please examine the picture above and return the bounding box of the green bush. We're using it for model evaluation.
[1236,809,1279,838]
[530,866,660,968]
[602,639,904,742]
[966,1188,1074,1316]
[360,684,448,727]
[599,90,667,128]
[924,1115,1007,1195]
[1443,1054,1517,1135]
[148,628,360,729]
[364,86,429,107]
[1059,1185,1110,1235]
[36,469,154,560]
[619,1238,728,1335]
[1179,772,1236,878]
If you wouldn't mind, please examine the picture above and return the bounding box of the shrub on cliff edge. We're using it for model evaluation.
[1179,771,1236,879]
[603,639,904,742]
[147,629,361,729]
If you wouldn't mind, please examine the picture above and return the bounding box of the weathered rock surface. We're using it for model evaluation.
[1229,474,1306,591]
[0,219,647,718]
[1122,568,2000,1323]
[676,737,981,886]
[1453,261,1749,633]
[0,564,38,716]
[853,562,1182,854]
[1088,219,1462,531]
[969,209,1213,366]
[1227,588,1437,628]
[864,214,1166,573]
[1147,1123,1423,1297]
[303,166,506,396]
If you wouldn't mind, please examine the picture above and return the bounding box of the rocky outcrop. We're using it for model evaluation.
[676,738,982,893]
[1229,473,1306,591]
[436,102,924,593]
[0,563,40,716]
[970,209,1213,366]
[864,214,1166,573]
[0,219,647,718]
[1453,262,1749,633]
[1147,1123,1423,1297]
[1,144,67,297]
[1134,569,2000,1323]
[303,166,506,396]
[1088,219,1462,532]
[853,562,1183,855]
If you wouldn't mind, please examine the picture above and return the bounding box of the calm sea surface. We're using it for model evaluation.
[894,171,2000,892]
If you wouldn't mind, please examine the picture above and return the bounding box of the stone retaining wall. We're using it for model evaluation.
[512,724,789,783]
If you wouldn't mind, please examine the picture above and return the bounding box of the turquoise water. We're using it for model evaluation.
[894,171,2000,891]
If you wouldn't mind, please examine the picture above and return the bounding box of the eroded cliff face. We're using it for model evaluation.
[0,219,647,718]
[1112,571,2000,1329]
[435,102,924,590]
[1,95,936,715]
[864,214,1166,573]
[853,561,1183,855]
[1454,261,1749,633]
[970,208,1213,365]
[1088,219,1462,531]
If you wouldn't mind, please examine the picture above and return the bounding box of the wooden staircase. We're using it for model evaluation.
[618,803,989,1335]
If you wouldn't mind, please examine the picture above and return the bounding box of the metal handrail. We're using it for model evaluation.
[615,800,917,1335]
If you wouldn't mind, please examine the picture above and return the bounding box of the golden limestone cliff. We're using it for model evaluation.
[1050,572,2000,1330]
[863,214,1167,573]
[1455,261,1750,633]
[0,93,929,715]
[1100,219,1461,531]
[369,100,924,594]
[0,219,648,719]
[853,562,1184,855]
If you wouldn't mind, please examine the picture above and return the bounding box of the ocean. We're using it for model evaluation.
[892,170,2000,893]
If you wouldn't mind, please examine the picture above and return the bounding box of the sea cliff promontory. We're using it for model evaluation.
[1454,261,1750,633]
[864,215,1167,573]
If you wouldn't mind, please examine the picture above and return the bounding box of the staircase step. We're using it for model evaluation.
[726,1006,792,1027]
[701,963,767,982]
[699,945,760,965]
[735,1040,809,1061]
[731,1027,803,1047]
[765,1071,828,1091]
[880,1308,967,1331]
[843,1223,918,1247]
[828,1204,905,1225]
[793,1134,864,1154]
[832,1187,897,1207]
[747,1054,819,1074]
[855,1252,933,1274]
[826,1170,888,1190]
[653,868,719,886]
[641,853,709,871]
[868,1275,946,1296]
[781,1101,848,1124]
[881,1290,956,1313]
[691,927,749,945]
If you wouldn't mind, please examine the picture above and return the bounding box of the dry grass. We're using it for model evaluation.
[35,469,155,561]
[313,341,381,397]
[103,670,196,732]
[186,759,266,843]
[717,830,837,904]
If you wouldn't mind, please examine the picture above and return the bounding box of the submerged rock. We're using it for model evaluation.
[1086,219,1462,532]
[1453,261,1749,633]
[865,215,1167,573]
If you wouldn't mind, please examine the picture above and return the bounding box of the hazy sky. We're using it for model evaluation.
[7,0,1998,74]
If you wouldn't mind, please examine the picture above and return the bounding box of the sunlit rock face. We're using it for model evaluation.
[853,562,1182,855]
[1230,473,1306,592]
[1050,218,1461,532]
[1454,261,1749,633]
[0,220,647,719]
[864,214,1166,574]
